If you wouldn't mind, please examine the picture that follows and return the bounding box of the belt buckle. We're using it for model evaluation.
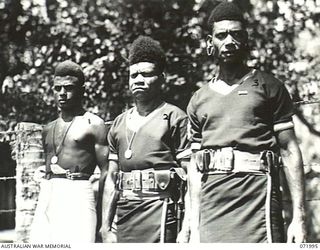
[132,170,142,191]
[121,172,133,190]
[222,147,234,171]
[145,172,156,190]
[214,148,233,172]
[66,170,74,180]
[214,150,223,171]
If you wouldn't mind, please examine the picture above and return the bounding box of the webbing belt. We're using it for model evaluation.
[117,168,186,192]
[195,148,277,174]
[120,189,172,201]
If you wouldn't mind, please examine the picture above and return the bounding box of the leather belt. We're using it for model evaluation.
[45,171,91,180]
[195,148,277,174]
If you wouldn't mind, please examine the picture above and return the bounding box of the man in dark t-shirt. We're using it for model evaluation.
[100,36,188,243]
[185,2,306,243]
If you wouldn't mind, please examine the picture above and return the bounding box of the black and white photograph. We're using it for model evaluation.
[0,0,319,247]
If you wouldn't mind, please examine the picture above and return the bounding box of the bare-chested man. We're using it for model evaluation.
[30,60,108,243]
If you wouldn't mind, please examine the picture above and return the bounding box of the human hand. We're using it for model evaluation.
[33,165,46,182]
[100,226,117,243]
[89,172,101,184]
[176,228,190,243]
[189,230,200,243]
[287,218,307,243]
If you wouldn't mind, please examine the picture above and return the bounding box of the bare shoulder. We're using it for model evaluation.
[82,112,107,140]
[42,119,56,136]
[82,112,105,126]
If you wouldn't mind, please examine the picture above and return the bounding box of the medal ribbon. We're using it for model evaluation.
[125,129,136,159]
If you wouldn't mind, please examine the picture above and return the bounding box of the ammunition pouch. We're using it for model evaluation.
[194,147,278,174]
[117,167,187,192]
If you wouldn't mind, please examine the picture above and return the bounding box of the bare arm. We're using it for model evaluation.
[93,121,109,173]
[176,159,190,243]
[276,128,306,243]
[188,152,202,243]
[91,121,109,242]
[100,160,119,243]
[41,123,51,164]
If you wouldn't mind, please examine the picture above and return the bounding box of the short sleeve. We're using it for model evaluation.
[271,83,294,125]
[107,121,119,161]
[171,115,190,159]
[260,72,295,132]
[186,93,202,151]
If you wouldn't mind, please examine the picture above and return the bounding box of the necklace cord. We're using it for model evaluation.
[52,118,76,156]
[126,128,136,151]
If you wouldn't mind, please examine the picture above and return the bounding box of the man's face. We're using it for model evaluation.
[53,76,83,110]
[211,20,248,63]
[129,62,163,101]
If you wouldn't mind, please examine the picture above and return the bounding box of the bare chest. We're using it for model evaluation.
[47,118,93,151]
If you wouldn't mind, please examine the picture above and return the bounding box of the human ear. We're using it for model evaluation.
[206,35,215,56]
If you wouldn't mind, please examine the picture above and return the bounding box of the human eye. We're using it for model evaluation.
[141,71,156,77]
[231,30,246,40]
[214,32,227,40]
[64,85,75,91]
[130,73,138,79]
[53,85,62,92]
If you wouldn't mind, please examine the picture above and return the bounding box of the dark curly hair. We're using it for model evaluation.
[54,60,85,85]
[207,1,245,28]
[129,36,166,72]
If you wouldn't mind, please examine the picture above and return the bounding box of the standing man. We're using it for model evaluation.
[30,60,109,243]
[100,36,188,243]
[186,2,306,243]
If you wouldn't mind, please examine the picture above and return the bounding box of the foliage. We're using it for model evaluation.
[0,0,320,130]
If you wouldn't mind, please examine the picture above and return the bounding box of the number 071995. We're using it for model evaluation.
[300,244,318,248]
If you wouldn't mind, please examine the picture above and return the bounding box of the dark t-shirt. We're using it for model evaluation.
[187,69,294,152]
[108,102,188,172]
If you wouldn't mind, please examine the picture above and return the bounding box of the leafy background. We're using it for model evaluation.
[0,0,318,122]
[0,0,320,241]
[1,0,320,166]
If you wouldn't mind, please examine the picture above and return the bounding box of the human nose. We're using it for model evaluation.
[133,74,145,85]
[224,34,239,50]
[224,33,235,45]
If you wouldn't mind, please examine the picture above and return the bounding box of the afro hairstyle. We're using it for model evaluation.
[129,36,166,71]
[208,1,245,28]
[54,60,85,85]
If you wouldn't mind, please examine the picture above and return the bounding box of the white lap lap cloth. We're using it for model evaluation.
[30,179,97,243]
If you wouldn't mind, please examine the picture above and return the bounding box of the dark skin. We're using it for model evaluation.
[185,20,306,243]
[42,75,108,176]
[100,62,167,243]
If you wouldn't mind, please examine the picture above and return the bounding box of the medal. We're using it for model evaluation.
[125,113,138,160]
[50,163,67,174]
[124,149,132,159]
[51,118,75,166]
[51,155,58,164]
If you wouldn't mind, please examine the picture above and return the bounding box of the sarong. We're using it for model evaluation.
[30,179,96,243]
[116,198,177,243]
[199,172,284,243]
